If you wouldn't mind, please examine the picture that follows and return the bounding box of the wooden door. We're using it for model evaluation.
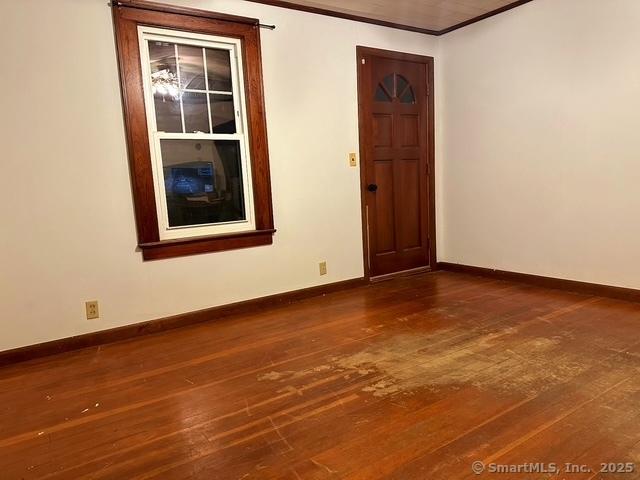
[357,47,435,279]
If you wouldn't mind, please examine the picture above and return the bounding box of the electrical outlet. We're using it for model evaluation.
[349,153,357,167]
[85,301,99,320]
[319,261,327,276]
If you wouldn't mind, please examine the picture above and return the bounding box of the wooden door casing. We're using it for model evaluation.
[357,47,435,279]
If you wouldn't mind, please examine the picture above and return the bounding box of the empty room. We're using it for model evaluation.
[3,0,640,478]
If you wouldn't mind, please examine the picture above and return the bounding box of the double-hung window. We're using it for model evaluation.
[113,1,274,260]
[140,28,254,239]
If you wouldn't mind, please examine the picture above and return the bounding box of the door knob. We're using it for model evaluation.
[367,184,378,192]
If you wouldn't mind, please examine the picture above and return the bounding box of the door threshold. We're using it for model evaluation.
[370,266,432,283]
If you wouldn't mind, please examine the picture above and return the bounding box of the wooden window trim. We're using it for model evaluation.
[112,0,275,260]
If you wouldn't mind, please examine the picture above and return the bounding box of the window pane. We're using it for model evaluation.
[374,84,391,102]
[149,41,181,132]
[210,94,236,133]
[400,86,416,104]
[183,92,209,133]
[396,75,409,98]
[206,49,232,91]
[382,74,394,96]
[154,94,182,132]
[149,41,177,77]
[178,45,206,90]
[160,139,246,228]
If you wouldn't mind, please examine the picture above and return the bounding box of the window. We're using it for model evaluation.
[374,74,416,104]
[140,28,255,239]
[113,1,275,260]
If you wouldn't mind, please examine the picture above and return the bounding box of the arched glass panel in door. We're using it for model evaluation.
[373,73,416,104]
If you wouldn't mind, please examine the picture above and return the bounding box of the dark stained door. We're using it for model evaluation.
[358,48,435,278]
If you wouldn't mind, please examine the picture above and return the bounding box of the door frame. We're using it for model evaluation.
[356,46,436,281]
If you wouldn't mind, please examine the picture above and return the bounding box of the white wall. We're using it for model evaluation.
[0,0,440,351]
[440,0,640,289]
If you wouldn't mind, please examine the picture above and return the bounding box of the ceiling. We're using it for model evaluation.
[245,0,533,35]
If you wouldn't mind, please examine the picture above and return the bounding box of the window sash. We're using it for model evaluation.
[137,26,255,240]
[151,133,255,237]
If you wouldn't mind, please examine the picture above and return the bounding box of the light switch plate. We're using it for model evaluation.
[349,153,357,167]
[319,261,327,276]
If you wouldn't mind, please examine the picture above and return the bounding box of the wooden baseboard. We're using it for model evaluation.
[0,277,367,367]
[438,262,640,304]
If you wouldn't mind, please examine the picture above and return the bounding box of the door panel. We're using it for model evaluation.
[373,160,395,254]
[400,115,419,147]
[396,158,421,250]
[358,48,435,278]
[372,114,393,147]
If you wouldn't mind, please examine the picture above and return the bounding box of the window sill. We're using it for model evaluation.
[139,229,276,261]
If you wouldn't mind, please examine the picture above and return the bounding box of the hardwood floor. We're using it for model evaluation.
[3,271,640,479]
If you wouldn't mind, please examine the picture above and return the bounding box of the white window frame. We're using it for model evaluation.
[138,26,255,240]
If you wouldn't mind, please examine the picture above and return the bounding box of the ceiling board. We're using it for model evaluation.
[245,0,534,35]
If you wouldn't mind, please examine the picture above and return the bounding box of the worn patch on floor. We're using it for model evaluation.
[258,326,587,398]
